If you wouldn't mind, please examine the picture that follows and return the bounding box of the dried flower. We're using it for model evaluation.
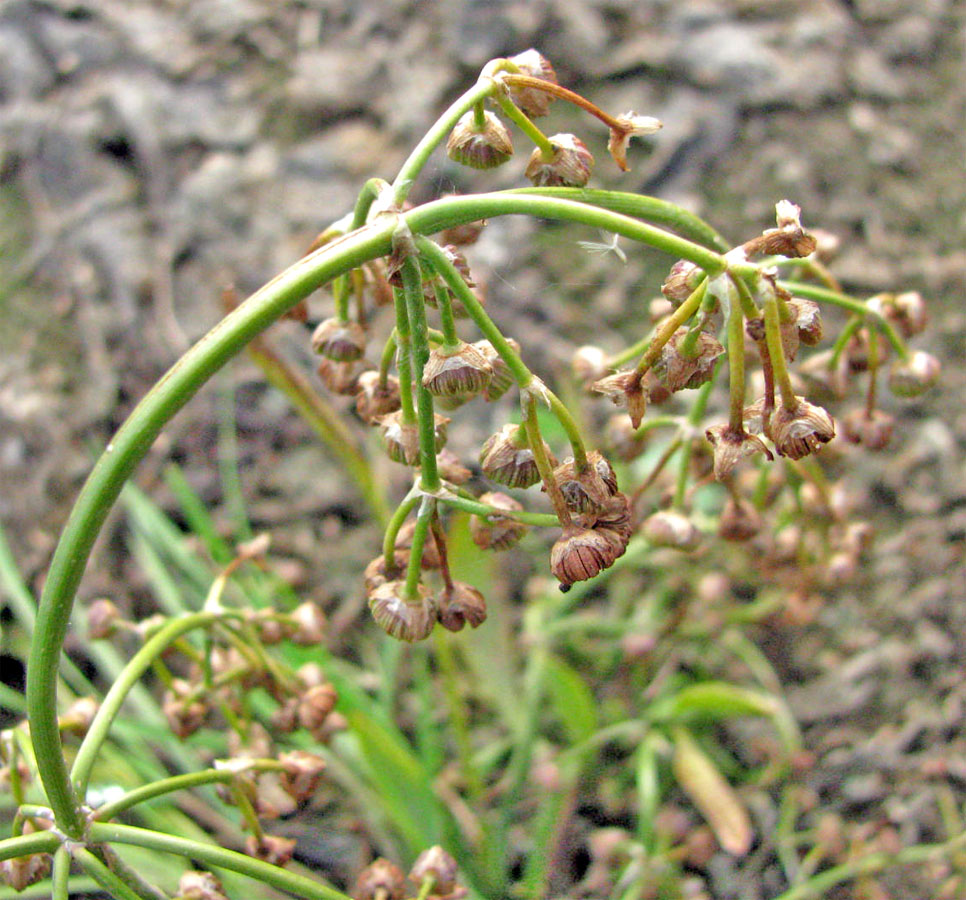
[395,519,443,569]
[550,451,619,514]
[743,199,817,258]
[888,350,940,397]
[88,598,121,639]
[653,328,724,392]
[437,582,487,632]
[607,111,662,171]
[410,845,459,892]
[363,553,407,593]
[507,49,558,117]
[447,110,513,169]
[316,358,368,395]
[841,408,895,451]
[771,398,836,460]
[289,602,326,646]
[354,859,406,900]
[470,492,528,551]
[479,423,556,488]
[311,317,366,361]
[59,697,100,737]
[177,871,228,900]
[355,371,401,424]
[163,680,209,739]
[642,510,701,551]
[367,581,437,642]
[297,683,338,732]
[869,291,929,338]
[378,411,449,465]
[551,525,625,588]
[423,341,493,399]
[473,338,518,401]
[718,497,762,542]
[662,259,704,304]
[704,424,773,481]
[525,133,594,187]
[245,834,296,867]
[436,448,472,484]
[591,370,647,429]
[572,345,610,388]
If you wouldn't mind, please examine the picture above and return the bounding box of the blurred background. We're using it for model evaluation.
[0,0,963,894]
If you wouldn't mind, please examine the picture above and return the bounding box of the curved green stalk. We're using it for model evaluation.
[72,610,230,796]
[438,493,558,527]
[763,291,799,409]
[73,847,145,900]
[634,278,708,375]
[495,94,555,158]
[90,822,353,900]
[382,490,421,571]
[351,177,391,230]
[403,496,435,600]
[392,285,418,423]
[0,830,59,863]
[52,846,70,900]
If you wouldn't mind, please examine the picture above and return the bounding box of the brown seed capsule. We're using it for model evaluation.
[473,338,518,401]
[355,371,401,424]
[436,448,472,485]
[470,491,528,550]
[354,859,406,900]
[550,525,624,588]
[278,750,327,804]
[652,328,724,392]
[422,341,493,399]
[662,259,704,305]
[869,291,929,338]
[592,370,648,429]
[59,697,100,738]
[446,110,513,169]
[507,49,558,117]
[395,519,443,569]
[771,398,836,460]
[550,451,619,514]
[742,200,817,258]
[704,424,773,481]
[409,845,460,892]
[163,679,208,739]
[788,297,823,346]
[718,497,762,542]
[316,357,368,396]
[479,423,556,489]
[797,349,850,400]
[88,598,121,639]
[311,317,367,362]
[437,582,488,632]
[288,602,326,646]
[888,350,940,397]
[367,581,437,642]
[378,411,449,466]
[178,871,229,900]
[525,133,594,187]
[297,683,338,732]
[245,834,296,867]
[641,510,701,551]
[841,408,895,451]
[572,345,610,389]
[363,553,408,593]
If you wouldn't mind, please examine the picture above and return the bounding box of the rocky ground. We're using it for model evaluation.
[0,0,964,897]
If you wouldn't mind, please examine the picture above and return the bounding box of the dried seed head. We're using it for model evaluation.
[841,408,895,451]
[317,357,368,395]
[470,491,528,550]
[743,199,817,258]
[277,751,327,806]
[270,697,299,733]
[771,398,836,460]
[788,297,823,345]
[289,602,326,646]
[438,581,488,632]
[869,291,930,338]
[395,519,443,569]
[163,679,208,738]
[422,341,493,399]
[581,492,634,553]
[605,413,648,462]
[844,328,889,372]
[642,510,701,551]
[550,451,619,514]
[409,845,460,892]
[88,598,121,639]
[550,525,624,588]
[251,608,293,645]
[59,697,100,737]
[607,110,662,171]
[363,552,407,593]
[354,859,406,900]
[367,581,437,642]
[378,411,449,465]
[355,371,401,424]
[436,448,472,484]
[447,110,513,169]
[888,350,940,397]
[653,328,724,392]
[662,259,704,305]
[797,349,850,400]
[297,683,338,732]
[177,871,229,900]
[423,246,475,298]
[704,424,773,481]
[572,345,610,388]
[591,370,647,429]
[244,835,296,868]
[474,338,518,401]
[718,496,763,542]
[479,423,556,488]
[507,49,558,117]
[525,133,594,187]
[311,317,367,361]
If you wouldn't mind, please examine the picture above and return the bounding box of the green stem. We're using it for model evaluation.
[73,847,144,900]
[494,94,555,158]
[392,285,418,423]
[378,328,398,386]
[382,490,421,571]
[433,280,460,346]
[438,492,558,527]
[351,177,391,230]
[522,394,571,527]
[90,822,353,900]
[91,762,282,823]
[71,610,229,797]
[403,496,435,600]
[0,830,59,863]
[52,846,70,900]
[400,255,441,490]
[763,291,798,409]
[780,280,908,358]
[634,279,708,375]
[391,79,496,206]
[546,391,589,470]
[673,378,716,508]
[726,285,747,432]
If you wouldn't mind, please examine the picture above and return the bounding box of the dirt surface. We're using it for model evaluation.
[1,0,964,896]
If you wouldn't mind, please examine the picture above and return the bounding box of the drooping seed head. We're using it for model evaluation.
[888,350,940,397]
[641,510,701,551]
[245,834,297,867]
[771,398,836,460]
[367,581,437,642]
[447,110,513,169]
[507,49,558,117]
[473,338,518,401]
[653,328,724,392]
[311,317,367,361]
[409,845,460,892]
[354,859,406,900]
[470,491,528,550]
[718,496,763,542]
[662,259,704,305]
[704,424,773,481]
[550,451,619,514]
[317,357,368,395]
[422,341,493,399]
[355,371,401,424]
[278,750,327,805]
[479,423,556,488]
[177,871,229,900]
[591,370,647,429]
[550,525,625,588]
[437,581,488,632]
[525,133,594,187]
[841,408,895,451]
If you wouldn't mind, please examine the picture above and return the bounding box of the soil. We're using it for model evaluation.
[0,1,963,897]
